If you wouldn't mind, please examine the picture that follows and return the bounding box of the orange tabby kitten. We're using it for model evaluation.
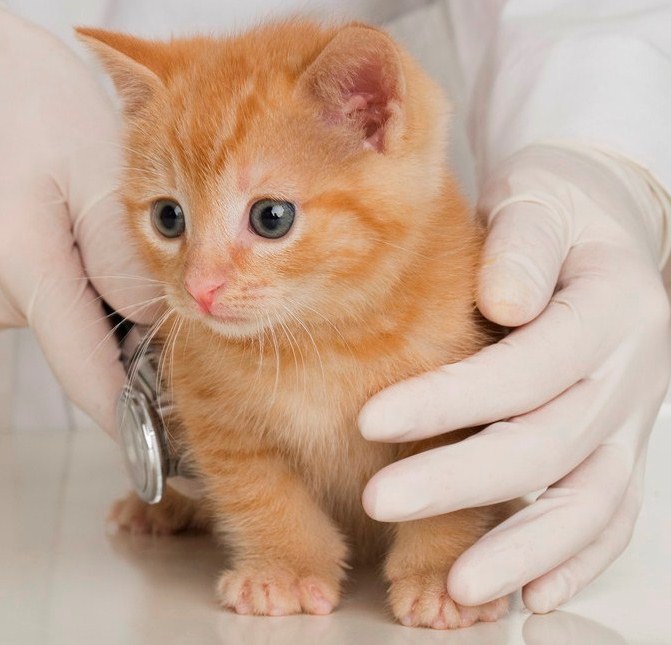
[78,21,517,629]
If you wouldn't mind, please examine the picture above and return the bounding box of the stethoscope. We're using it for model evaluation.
[115,319,194,504]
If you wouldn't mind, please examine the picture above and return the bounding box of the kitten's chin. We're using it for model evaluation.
[201,316,264,339]
[172,301,263,339]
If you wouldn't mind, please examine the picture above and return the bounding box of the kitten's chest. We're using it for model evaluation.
[254,355,379,460]
[181,338,394,494]
[265,364,394,524]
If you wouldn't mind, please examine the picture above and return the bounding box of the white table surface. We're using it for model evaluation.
[1,405,669,645]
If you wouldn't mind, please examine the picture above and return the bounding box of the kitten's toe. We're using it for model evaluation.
[456,596,509,626]
[217,569,300,616]
[216,567,340,616]
[297,575,338,615]
[108,494,165,535]
[388,572,508,629]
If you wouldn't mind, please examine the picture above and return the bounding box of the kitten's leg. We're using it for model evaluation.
[108,486,210,535]
[197,450,349,616]
[385,504,517,630]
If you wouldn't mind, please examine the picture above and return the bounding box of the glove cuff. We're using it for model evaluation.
[479,142,671,269]
[541,142,671,269]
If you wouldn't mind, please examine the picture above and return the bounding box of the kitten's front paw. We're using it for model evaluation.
[216,565,341,616]
[388,572,508,630]
[108,490,205,535]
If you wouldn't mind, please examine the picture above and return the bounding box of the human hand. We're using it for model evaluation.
[0,10,159,436]
[359,144,671,612]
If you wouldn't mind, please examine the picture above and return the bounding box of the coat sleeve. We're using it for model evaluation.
[446,0,671,266]
[447,0,671,198]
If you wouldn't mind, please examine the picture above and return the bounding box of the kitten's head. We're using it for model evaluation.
[77,21,450,339]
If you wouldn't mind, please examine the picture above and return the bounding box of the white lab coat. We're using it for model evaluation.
[7,0,671,202]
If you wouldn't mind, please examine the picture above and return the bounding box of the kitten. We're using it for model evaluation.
[78,20,518,629]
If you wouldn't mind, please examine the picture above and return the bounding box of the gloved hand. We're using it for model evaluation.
[359,143,671,613]
[0,10,159,436]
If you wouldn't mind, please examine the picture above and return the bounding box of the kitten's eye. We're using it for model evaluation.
[152,199,185,238]
[249,199,295,239]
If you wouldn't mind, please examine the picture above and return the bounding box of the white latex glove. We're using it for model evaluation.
[0,10,159,436]
[360,143,671,613]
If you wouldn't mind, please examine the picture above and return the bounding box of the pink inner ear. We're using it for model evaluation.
[342,92,387,150]
[302,28,404,153]
[333,61,397,152]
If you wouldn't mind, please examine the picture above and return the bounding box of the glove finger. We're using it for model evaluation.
[477,201,569,327]
[445,443,633,606]
[27,235,127,438]
[359,244,623,443]
[362,376,620,522]
[72,189,163,324]
[522,454,645,613]
[66,111,162,324]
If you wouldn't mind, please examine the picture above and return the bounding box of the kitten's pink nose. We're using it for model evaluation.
[185,278,225,314]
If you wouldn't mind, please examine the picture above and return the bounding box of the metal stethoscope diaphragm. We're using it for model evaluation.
[116,325,193,504]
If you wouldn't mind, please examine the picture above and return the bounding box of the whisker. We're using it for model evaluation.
[284,295,356,359]
[82,296,167,363]
[117,307,175,433]
[80,294,167,333]
[70,274,169,285]
[281,304,326,387]
[372,235,473,262]
[265,313,281,407]
[277,304,309,400]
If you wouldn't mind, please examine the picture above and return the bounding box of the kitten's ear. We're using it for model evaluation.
[298,25,405,153]
[75,27,165,115]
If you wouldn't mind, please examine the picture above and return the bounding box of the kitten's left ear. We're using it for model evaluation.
[298,25,405,153]
[75,27,166,116]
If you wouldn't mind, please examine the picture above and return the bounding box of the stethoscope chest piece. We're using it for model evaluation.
[117,383,167,504]
[116,330,182,505]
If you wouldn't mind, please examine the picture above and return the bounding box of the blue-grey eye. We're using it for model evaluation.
[152,199,185,238]
[249,199,295,239]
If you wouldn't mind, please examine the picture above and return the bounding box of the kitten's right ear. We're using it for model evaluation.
[297,25,406,153]
[75,28,165,115]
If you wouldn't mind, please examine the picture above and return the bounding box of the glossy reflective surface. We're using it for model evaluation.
[1,406,670,644]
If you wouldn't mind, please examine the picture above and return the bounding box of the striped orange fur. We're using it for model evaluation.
[79,20,518,628]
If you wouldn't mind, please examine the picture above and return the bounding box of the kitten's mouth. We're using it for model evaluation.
[172,292,264,336]
[174,299,251,327]
[199,300,251,324]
